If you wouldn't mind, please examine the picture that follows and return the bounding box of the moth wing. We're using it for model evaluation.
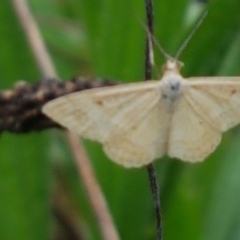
[42,81,170,167]
[168,91,221,162]
[169,77,240,162]
[187,77,240,131]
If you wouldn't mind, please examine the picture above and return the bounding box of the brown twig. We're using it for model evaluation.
[12,0,119,239]
[0,77,114,133]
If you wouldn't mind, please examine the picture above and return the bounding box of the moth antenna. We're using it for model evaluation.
[136,16,173,62]
[175,10,208,60]
[150,33,174,61]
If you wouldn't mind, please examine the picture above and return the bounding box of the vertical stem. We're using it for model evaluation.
[146,164,162,240]
[144,0,163,239]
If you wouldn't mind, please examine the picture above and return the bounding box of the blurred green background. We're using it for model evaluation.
[1,0,240,239]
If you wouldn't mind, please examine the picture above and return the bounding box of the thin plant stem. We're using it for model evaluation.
[144,0,163,239]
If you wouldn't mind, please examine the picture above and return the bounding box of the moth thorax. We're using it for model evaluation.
[162,75,183,110]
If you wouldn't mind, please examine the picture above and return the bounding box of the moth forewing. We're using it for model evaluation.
[42,81,158,139]
[187,77,240,131]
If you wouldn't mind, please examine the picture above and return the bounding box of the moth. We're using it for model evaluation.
[42,59,240,168]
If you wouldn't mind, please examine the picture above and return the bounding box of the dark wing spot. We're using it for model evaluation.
[96,100,103,105]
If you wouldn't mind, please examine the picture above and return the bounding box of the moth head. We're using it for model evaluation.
[162,59,184,75]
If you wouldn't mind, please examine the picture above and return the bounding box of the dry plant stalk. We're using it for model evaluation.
[12,0,119,239]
